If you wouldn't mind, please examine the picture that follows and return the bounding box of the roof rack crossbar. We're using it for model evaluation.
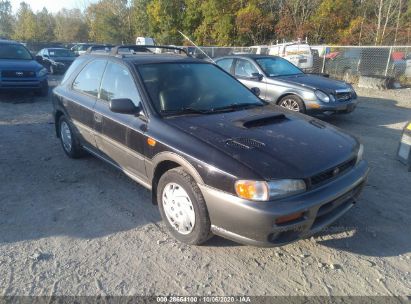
[110,45,189,56]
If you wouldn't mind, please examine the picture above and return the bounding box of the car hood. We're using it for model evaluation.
[165,105,358,180]
[0,59,43,71]
[271,74,350,93]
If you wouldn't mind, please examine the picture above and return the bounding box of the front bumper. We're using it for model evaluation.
[199,160,369,247]
[305,99,358,114]
[0,77,48,90]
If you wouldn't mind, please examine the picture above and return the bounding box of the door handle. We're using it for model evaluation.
[94,113,102,123]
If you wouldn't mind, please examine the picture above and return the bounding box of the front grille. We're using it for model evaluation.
[1,70,36,78]
[310,158,356,187]
[335,91,352,102]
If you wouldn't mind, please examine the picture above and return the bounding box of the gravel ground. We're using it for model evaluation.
[0,80,410,296]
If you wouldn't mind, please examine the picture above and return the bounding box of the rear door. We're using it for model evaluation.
[94,61,147,180]
[66,59,107,149]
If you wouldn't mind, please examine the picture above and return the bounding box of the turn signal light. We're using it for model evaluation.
[147,137,156,147]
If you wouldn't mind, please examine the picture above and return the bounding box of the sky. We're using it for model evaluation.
[10,0,98,13]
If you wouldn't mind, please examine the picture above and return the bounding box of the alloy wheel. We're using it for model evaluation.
[280,99,300,111]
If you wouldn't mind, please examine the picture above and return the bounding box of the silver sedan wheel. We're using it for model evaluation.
[162,182,196,235]
[280,99,300,111]
[60,121,72,152]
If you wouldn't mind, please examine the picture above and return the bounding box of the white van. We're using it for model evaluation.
[136,37,156,46]
[268,42,314,71]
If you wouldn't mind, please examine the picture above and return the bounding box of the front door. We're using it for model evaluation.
[234,59,267,100]
[93,61,147,180]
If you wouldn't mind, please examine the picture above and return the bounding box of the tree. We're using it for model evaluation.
[0,0,13,39]
[236,3,274,45]
[146,0,185,44]
[54,8,89,42]
[36,8,56,42]
[12,2,37,42]
[86,0,132,44]
[309,0,354,44]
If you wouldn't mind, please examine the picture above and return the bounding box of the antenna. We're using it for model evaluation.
[178,31,215,63]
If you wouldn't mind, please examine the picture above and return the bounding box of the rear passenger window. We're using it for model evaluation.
[99,62,141,106]
[216,58,234,73]
[72,59,107,97]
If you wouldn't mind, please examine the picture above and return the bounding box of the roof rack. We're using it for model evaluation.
[110,45,189,57]
[86,45,113,54]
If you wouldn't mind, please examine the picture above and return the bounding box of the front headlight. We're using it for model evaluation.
[315,90,330,103]
[235,179,306,201]
[38,68,48,77]
[356,144,364,165]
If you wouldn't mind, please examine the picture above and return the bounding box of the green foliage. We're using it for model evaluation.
[54,9,88,43]
[86,0,132,44]
[4,0,411,46]
[0,0,14,39]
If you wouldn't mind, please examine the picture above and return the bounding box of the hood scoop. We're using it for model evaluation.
[225,138,265,150]
[235,113,287,129]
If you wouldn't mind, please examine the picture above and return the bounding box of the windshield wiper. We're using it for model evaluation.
[209,103,264,113]
[160,107,212,116]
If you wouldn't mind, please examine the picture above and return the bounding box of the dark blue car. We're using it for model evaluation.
[0,40,48,96]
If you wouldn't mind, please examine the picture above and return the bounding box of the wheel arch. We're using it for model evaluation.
[275,92,304,105]
[149,152,204,205]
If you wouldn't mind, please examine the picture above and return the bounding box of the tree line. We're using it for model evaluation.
[1,0,411,46]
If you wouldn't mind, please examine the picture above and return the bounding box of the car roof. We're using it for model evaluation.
[0,40,20,45]
[217,54,280,60]
[82,53,206,65]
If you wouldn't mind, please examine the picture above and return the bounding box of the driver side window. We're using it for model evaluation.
[99,62,141,106]
[235,59,258,78]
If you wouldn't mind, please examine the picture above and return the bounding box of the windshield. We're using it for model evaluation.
[49,49,75,57]
[137,63,264,115]
[256,57,303,77]
[0,44,32,60]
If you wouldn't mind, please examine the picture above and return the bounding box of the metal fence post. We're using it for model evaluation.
[385,46,393,77]
[321,48,326,73]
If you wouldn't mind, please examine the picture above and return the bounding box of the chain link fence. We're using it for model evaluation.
[182,45,411,83]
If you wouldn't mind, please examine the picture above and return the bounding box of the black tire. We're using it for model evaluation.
[58,115,85,158]
[35,81,49,97]
[157,167,211,245]
[278,95,306,113]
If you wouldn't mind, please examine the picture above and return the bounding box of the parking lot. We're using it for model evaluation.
[0,77,410,296]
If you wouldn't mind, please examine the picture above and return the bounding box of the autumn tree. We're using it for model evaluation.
[236,3,274,45]
[309,0,354,44]
[86,0,132,44]
[12,2,37,42]
[54,9,89,43]
[0,0,13,39]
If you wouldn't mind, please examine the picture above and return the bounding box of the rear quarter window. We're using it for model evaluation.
[72,59,107,97]
[61,56,88,85]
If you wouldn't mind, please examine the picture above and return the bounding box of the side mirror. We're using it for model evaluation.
[109,98,140,115]
[250,87,261,97]
[35,55,43,62]
[250,73,263,81]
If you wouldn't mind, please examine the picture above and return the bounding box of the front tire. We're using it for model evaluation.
[157,168,211,245]
[278,95,306,113]
[58,116,84,158]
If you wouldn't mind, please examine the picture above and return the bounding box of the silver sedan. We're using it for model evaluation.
[215,54,358,114]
